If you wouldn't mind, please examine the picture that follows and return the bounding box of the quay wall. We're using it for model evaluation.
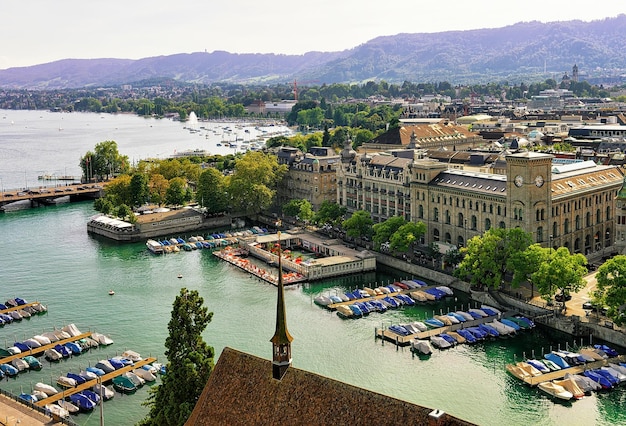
[88,215,232,242]
[375,252,626,349]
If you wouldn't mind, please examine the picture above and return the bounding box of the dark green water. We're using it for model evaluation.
[1,202,625,426]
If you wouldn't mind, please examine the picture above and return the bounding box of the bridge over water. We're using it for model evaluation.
[0,184,103,211]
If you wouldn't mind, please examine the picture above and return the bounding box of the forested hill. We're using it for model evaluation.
[1,15,625,89]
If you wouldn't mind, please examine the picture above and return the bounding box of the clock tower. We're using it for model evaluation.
[506,152,553,244]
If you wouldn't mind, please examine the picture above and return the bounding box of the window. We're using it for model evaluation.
[471,215,477,230]
[433,208,439,222]
[485,218,491,231]
[564,218,570,234]
[537,227,544,243]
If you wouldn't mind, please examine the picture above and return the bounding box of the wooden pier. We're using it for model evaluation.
[518,354,626,386]
[34,356,158,407]
[0,331,97,365]
[375,311,518,346]
[0,301,46,316]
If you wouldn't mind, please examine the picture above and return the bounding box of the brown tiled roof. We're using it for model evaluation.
[371,123,474,146]
[185,347,476,426]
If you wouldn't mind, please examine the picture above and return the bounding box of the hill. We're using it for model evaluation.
[1,15,625,89]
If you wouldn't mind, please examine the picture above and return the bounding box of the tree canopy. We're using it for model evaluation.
[342,210,373,241]
[139,288,215,426]
[80,140,129,181]
[196,168,228,214]
[389,222,426,253]
[594,255,626,325]
[532,247,587,307]
[372,216,406,249]
[455,228,533,289]
[313,200,346,226]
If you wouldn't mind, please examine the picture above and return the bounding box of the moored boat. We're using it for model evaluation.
[411,339,432,355]
[34,382,59,396]
[553,377,585,399]
[69,393,96,411]
[57,399,80,414]
[430,335,452,349]
[537,381,573,400]
[45,404,70,419]
[112,375,138,394]
[146,239,164,254]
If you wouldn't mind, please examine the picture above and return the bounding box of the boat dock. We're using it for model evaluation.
[375,310,518,346]
[0,331,97,365]
[213,248,307,286]
[0,301,46,315]
[34,356,157,407]
[516,354,626,386]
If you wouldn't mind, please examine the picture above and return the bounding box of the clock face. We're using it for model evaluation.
[535,175,544,187]
[514,175,524,187]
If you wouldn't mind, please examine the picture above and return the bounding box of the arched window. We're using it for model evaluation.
[606,206,612,221]
[445,232,451,244]
[471,215,477,230]
[499,221,506,229]
[552,222,558,237]
[575,215,580,230]
[458,235,464,247]
[485,218,491,231]
[574,238,580,253]
[596,209,601,224]
[433,228,440,241]
[433,207,439,222]
[418,205,424,219]
[445,210,451,224]
[586,212,592,227]
[458,212,464,227]
[564,218,570,234]
[537,227,544,243]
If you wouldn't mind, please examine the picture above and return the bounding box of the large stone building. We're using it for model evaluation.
[275,146,340,211]
[337,144,624,258]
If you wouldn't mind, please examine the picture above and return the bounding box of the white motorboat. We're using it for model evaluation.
[553,377,585,399]
[91,332,114,346]
[92,383,115,400]
[95,360,116,373]
[430,335,452,349]
[33,335,52,345]
[61,323,82,337]
[57,376,77,388]
[411,321,428,332]
[11,358,29,372]
[123,371,145,387]
[23,338,41,348]
[44,348,63,362]
[538,381,573,400]
[57,399,80,414]
[146,239,164,254]
[34,382,59,396]
[122,350,142,362]
[79,370,99,381]
[456,311,474,321]
[469,308,488,317]
[411,339,433,355]
[436,286,453,295]
[45,404,69,419]
[133,368,157,382]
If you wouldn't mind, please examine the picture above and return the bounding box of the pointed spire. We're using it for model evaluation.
[270,226,293,380]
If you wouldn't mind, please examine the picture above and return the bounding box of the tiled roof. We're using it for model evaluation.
[185,347,476,426]
[551,167,624,197]
[371,123,473,146]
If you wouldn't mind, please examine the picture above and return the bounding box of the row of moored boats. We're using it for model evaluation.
[314,280,455,319]
[507,344,625,401]
[0,324,114,378]
[0,297,47,324]
[146,226,269,254]
[18,349,165,418]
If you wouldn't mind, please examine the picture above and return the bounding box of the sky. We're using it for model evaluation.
[1,0,625,70]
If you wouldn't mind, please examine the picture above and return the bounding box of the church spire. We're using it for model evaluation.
[270,227,293,380]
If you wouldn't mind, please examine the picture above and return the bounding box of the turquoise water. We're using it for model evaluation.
[0,111,625,425]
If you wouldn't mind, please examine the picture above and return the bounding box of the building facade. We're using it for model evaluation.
[338,148,623,258]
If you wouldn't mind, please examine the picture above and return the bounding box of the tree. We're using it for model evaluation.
[593,256,626,325]
[389,222,426,253]
[227,151,287,215]
[116,204,136,223]
[342,210,373,243]
[509,244,550,298]
[196,168,228,214]
[139,288,215,426]
[372,216,406,249]
[103,175,132,206]
[166,177,187,207]
[532,247,587,308]
[282,199,313,225]
[79,140,129,181]
[149,173,170,206]
[129,173,150,207]
[313,200,346,226]
[455,228,533,289]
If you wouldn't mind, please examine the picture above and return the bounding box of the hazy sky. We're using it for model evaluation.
[1,0,624,69]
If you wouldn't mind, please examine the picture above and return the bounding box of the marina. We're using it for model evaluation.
[1,110,626,425]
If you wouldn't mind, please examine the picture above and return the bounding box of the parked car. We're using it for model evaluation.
[555,292,572,302]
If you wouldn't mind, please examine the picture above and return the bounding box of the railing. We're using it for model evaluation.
[0,388,79,426]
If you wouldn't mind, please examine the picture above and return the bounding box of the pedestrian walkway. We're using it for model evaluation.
[0,394,61,426]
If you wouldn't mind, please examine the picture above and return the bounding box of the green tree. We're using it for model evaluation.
[103,175,132,206]
[80,140,129,181]
[372,216,406,249]
[313,200,347,226]
[227,151,287,214]
[166,177,187,207]
[116,204,135,223]
[342,210,373,244]
[509,243,550,298]
[532,247,587,308]
[130,173,150,207]
[282,199,313,225]
[139,288,215,426]
[196,168,228,214]
[389,222,426,253]
[593,256,626,325]
[149,174,170,206]
[455,228,533,289]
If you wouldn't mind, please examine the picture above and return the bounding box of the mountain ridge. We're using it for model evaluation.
[1,15,625,89]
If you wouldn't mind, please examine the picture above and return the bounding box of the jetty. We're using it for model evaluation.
[34,356,157,407]
[512,354,626,386]
[0,331,96,364]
